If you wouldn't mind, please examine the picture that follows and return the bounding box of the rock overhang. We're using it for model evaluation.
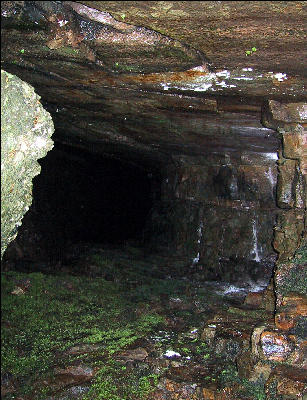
[1,4,306,397]
[1,1,306,167]
[1,1,306,273]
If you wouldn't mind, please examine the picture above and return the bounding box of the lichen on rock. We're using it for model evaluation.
[1,70,54,258]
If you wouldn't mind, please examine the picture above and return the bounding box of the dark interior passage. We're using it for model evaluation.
[2,142,161,266]
[33,142,156,246]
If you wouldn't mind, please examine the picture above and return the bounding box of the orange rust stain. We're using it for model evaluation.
[8,149,17,158]
[275,312,295,331]
[9,183,15,193]
[122,70,210,85]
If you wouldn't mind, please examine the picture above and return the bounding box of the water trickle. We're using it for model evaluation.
[197,222,203,244]
[265,166,276,197]
[192,221,203,265]
[252,219,260,262]
[192,252,200,265]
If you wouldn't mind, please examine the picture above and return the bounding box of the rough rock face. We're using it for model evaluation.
[1,0,306,277]
[1,2,305,278]
[1,70,54,258]
[0,2,306,396]
[261,100,307,375]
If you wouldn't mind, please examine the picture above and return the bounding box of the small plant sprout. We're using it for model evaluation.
[121,13,126,21]
[20,49,25,54]
[245,47,257,56]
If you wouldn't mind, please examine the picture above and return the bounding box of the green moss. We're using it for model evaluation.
[292,243,307,264]
[89,252,185,301]
[55,46,81,57]
[1,269,166,399]
[218,363,240,386]
[278,259,307,296]
[113,62,142,73]
[83,360,160,400]
[2,247,273,399]
[239,378,266,400]
[227,306,267,319]
[218,363,266,400]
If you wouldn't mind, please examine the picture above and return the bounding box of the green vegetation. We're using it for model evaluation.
[245,47,257,56]
[113,62,142,73]
[84,360,160,400]
[89,252,185,301]
[293,243,307,264]
[55,46,80,57]
[1,247,278,399]
[277,243,307,296]
[218,363,266,400]
[1,266,166,399]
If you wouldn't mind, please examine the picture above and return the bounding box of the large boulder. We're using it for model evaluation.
[1,70,54,258]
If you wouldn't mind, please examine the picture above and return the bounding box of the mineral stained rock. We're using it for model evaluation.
[1,70,54,258]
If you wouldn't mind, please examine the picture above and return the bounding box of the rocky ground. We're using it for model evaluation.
[3,243,305,400]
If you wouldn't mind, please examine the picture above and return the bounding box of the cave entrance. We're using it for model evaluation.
[36,142,157,244]
[4,141,160,266]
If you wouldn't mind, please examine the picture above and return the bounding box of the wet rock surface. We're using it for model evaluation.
[1,245,281,400]
[1,1,304,276]
[1,2,306,400]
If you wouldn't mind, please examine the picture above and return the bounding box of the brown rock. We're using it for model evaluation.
[215,387,237,400]
[244,279,275,312]
[260,330,294,361]
[287,336,307,369]
[65,343,104,355]
[148,389,166,400]
[283,128,306,160]
[275,311,296,331]
[116,347,148,362]
[237,351,272,382]
[273,211,305,261]
[265,365,307,399]
[243,292,263,308]
[202,387,215,400]
[275,294,307,331]
[250,361,272,383]
[163,378,200,399]
[276,159,298,208]
[201,326,216,346]
[281,294,307,315]
[54,364,95,384]
[263,280,276,313]
[236,351,256,380]
[35,364,96,395]
[262,100,307,129]
[277,377,306,398]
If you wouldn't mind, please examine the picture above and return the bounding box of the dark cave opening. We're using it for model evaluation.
[35,142,157,245]
[3,141,161,267]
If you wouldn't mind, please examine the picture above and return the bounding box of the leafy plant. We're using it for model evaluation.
[245,47,257,56]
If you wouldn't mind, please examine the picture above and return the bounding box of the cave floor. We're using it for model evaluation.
[1,244,276,400]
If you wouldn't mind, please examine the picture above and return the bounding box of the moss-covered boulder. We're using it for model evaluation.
[1,70,54,258]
